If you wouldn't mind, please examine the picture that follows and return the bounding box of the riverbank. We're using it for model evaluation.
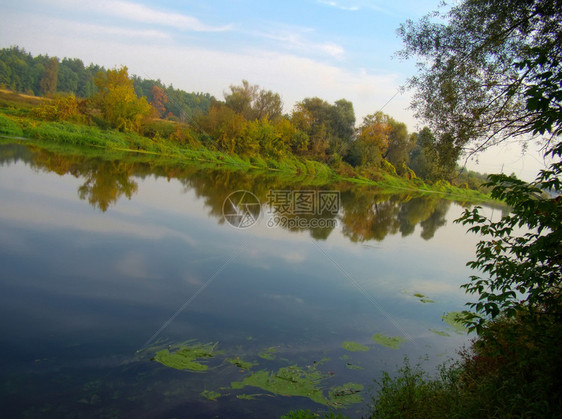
[0,96,495,203]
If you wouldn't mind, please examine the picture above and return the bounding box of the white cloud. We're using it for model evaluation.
[317,0,360,11]
[75,22,171,41]
[36,0,232,32]
[317,0,394,15]
[253,26,345,59]
[93,0,233,32]
[320,42,345,58]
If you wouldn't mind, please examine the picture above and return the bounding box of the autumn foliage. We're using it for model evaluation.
[93,67,152,133]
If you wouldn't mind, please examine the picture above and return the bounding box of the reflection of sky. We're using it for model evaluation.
[0,155,485,413]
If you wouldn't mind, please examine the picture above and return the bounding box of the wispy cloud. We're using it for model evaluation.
[95,0,233,32]
[317,0,393,15]
[41,0,232,32]
[80,22,171,40]
[317,0,360,11]
[254,26,345,59]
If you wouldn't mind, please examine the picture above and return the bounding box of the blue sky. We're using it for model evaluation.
[0,0,549,179]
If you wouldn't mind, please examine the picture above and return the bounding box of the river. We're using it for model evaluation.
[0,142,494,417]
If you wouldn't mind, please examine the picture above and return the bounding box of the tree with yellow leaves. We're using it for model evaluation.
[94,66,152,132]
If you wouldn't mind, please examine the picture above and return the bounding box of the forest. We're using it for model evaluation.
[0,46,487,189]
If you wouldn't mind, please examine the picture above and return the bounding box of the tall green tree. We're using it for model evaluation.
[291,97,355,161]
[224,80,283,121]
[414,0,562,332]
[397,0,562,155]
[39,57,59,96]
[384,119,414,175]
[351,111,392,167]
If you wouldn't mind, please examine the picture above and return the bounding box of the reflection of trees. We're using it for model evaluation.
[77,162,138,212]
[340,188,452,242]
[419,200,450,240]
[1,143,454,241]
[21,146,138,212]
[340,190,401,242]
[398,197,451,240]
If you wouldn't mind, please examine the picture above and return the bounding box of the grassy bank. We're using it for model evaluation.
[0,102,494,203]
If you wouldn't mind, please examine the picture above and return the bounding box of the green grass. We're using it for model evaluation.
[0,106,498,203]
[0,114,24,137]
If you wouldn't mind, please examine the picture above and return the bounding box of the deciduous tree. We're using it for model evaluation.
[397,0,562,155]
[150,85,168,118]
[39,57,58,96]
[93,66,152,132]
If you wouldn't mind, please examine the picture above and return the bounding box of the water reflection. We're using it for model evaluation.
[0,142,480,418]
[0,143,460,242]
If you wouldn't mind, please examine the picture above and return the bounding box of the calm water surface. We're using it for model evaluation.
[0,143,490,417]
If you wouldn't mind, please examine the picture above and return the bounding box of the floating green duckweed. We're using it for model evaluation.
[153,341,217,372]
[236,393,260,400]
[345,362,364,370]
[231,365,329,405]
[201,390,221,401]
[419,298,435,303]
[328,382,364,407]
[231,364,364,407]
[412,292,435,303]
[258,346,277,360]
[372,333,407,349]
[227,357,257,370]
[429,328,451,337]
[442,311,470,334]
[341,341,370,352]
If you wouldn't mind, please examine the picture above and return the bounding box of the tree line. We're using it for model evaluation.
[0,45,482,185]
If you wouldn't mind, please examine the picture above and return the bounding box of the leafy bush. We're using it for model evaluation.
[32,95,82,122]
[456,142,562,332]
[0,114,23,136]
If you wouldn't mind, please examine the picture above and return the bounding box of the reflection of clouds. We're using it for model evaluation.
[183,274,203,287]
[116,252,160,280]
[398,279,465,299]
[239,244,309,268]
[282,251,306,263]
[0,201,197,246]
[263,293,304,305]
[0,227,30,254]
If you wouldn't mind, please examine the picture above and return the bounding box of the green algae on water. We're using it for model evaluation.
[329,382,364,407]
[372,333,407,349]
[345,362,364,370]
[258,346,277,360]
[153,341,217,372]
[412,292,435,303]
[200,389,221,401]
[231,365,329,405]
[429,328,451,337]
[236,393,260,400]
[231,364,364,407]
[341,341,370,352]
[227,357,257,370]
[419,298,435,303]
[442,311,470,334]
